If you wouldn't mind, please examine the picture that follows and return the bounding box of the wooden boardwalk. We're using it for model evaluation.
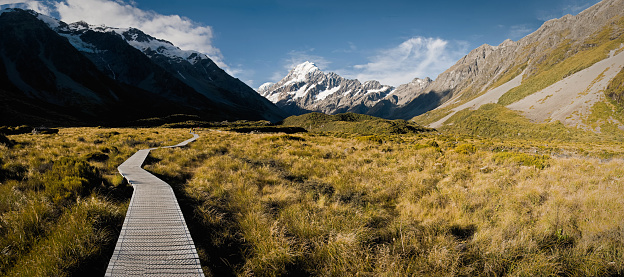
[105,133,204,276]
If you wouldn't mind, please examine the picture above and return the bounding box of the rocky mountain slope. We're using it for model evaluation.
[0,9,286,126]
[416,0,624,132]
[258,62,396,115]
[264,0,624,129]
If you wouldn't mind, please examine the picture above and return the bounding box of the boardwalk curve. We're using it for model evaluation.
[105,133,204,276]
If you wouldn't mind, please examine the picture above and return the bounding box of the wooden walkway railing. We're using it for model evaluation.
[105,133,204,276]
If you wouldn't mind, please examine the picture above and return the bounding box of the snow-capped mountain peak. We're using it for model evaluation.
[282,61,321,86]
[260,61,395,115]
[291,61,319,77]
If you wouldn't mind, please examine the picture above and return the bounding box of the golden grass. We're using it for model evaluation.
[2,125,623,275]
[146,129,624,276]
[0,127,191,276]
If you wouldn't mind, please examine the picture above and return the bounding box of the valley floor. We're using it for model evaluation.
[1,127,623,276]
[145,129,624,276]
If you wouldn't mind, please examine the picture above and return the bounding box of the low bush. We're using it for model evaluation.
[455,143,477,154]
[282,112,432,135]
[605,66,624,107]
[0,134,14,147]
[264,134,306,142]
[493,152,551,169]
[85,152,109,162]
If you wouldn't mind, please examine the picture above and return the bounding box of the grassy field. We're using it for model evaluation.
[142,128,624,276]
[2,123,624,276]
[0,127,191,276]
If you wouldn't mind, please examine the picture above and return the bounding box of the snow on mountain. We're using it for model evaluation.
[284,61,320,86]
[260,61,394,115]
[258,82,275,94]
[29,11,212,66]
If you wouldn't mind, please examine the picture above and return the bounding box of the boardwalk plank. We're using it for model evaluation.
[105,133,204,277]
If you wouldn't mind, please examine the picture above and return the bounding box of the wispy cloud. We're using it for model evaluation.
[270,48,333,82]
[344,37,467,86]
[332,42,358,53]
[508,24,534,40]
[284,49,332,71]
[1,0,229,71]
[537,0,596,21]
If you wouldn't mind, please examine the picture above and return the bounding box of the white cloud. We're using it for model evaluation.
[345,37,465,86]
[1,0,228,70]
[0,0,54,14]
[270,38,467,86]
[54,0,226,67]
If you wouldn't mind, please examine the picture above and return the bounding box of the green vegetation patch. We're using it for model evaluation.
[442,104,594,141]
[455,143,477,155]
[583,100,624,136]
[604,66,624,108]
[282,112,432,135]
[43,157,100,205]
[485,62,529,94]
[412,105,454,126]
[493,152,551,169]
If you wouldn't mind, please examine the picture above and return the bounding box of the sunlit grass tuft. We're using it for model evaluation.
[146,129,624,276]
[0,127,190,275]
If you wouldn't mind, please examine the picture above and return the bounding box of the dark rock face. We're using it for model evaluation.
[0,9,286,126]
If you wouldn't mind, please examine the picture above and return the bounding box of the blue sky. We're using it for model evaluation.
[1,0,602,87]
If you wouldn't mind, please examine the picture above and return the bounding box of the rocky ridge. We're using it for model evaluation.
[415,0,624,123]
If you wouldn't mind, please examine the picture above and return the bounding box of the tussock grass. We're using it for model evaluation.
[0,127,191,275]
[146,129,624,276]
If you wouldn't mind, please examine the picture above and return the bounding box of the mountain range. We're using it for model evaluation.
[2,0,624,134]
[0,8,286,126]
[261,0,624,134]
